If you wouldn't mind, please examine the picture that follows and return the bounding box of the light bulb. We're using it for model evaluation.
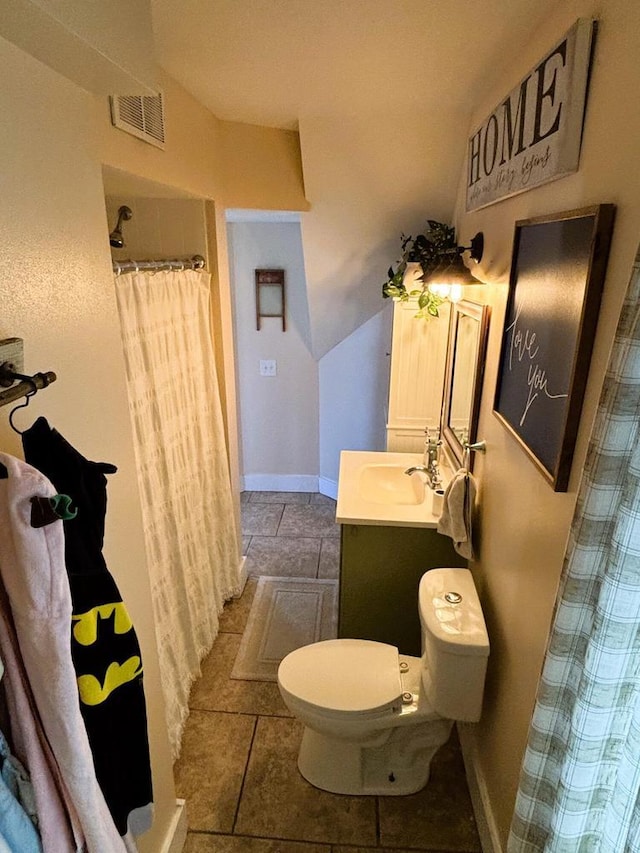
[428,283,450,298]
[449,284,463,303]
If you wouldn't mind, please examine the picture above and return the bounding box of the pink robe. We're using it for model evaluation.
[0,590,84,852]
[0,453,128,852]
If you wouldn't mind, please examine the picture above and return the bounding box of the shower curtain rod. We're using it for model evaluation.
[112,254,206,276]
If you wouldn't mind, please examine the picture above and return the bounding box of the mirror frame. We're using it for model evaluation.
[441,299,490,470]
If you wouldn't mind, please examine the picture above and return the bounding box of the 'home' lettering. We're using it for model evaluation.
[468,37,567,187]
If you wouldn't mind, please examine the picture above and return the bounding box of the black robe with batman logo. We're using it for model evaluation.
[23,417,153,838]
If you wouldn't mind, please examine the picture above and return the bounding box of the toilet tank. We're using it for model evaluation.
[418,568,489,722]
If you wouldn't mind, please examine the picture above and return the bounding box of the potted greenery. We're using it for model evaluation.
[382,221,457,319]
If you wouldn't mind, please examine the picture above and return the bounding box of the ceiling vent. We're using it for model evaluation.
[109,92,165,149]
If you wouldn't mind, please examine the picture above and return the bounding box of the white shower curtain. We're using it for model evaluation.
[115,269,241,759]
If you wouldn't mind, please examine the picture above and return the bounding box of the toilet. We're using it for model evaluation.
[277,567,489,796]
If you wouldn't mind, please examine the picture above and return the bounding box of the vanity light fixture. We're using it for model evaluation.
[461,232,485,264]
[424,231,485,299]
[429,231,484,270]
[383,224,485,314]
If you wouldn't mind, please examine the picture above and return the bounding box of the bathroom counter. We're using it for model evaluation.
[335,451,465,656]
[336,450,447,529]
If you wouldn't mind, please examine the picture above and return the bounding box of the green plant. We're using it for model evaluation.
[382,220,457,318]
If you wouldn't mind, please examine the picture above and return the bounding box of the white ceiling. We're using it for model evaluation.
[150,0,557,131]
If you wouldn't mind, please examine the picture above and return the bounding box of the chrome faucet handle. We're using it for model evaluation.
[424,427,441,447]
[423,427,442,470]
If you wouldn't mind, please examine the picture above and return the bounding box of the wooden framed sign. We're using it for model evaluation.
[493,205,615,491]
[255,269,286,331]
[466,18,595,212]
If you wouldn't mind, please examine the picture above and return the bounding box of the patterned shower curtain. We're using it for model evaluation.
[115,269,241,759]
[509,248,640,851]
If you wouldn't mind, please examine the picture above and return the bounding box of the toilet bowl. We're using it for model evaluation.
[277,568,489,796]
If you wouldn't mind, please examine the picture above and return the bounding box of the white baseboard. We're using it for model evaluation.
[159,799,187,853]
[242,474,319,492]
[239,474,338,500]
[457,723,503,853]
[318,476,338,500]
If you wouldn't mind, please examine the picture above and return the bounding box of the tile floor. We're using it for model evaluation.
[175,491,482,853]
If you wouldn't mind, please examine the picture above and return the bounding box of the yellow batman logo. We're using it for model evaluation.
[72,602,133,646]
[77,657,143,705]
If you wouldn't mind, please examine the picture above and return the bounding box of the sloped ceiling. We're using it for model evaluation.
[151,0,559,357]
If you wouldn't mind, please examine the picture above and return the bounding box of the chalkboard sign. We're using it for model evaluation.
[493,205,615,491]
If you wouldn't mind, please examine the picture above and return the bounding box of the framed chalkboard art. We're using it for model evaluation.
[493,205,615,491]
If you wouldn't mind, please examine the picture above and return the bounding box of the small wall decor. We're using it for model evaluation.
[493,204,615,491]
[255,269,286,331]
[466,18,595,212]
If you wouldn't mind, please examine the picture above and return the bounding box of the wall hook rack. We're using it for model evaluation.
[0,362,57,409]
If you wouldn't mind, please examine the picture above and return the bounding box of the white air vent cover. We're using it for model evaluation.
[109,92,165,149]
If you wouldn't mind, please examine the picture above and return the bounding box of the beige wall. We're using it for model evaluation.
[106,196,208,261]
[0,34,176,852]
[1,0,157,95]
[205,201,243,543]
[299,112,461,358]
[94,69,224,201]
[94,70,308,213]
[220,120,309,212]
[453,2,640,847]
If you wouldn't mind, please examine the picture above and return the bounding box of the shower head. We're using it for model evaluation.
[109,205,133,248]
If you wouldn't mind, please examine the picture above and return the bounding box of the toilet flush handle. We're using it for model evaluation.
[444,591,462,604]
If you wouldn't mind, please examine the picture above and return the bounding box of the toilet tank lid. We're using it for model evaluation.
[419,569,489,657]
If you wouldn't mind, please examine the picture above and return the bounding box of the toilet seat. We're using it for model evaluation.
[278,638,402,715]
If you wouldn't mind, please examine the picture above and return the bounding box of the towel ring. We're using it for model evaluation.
[462,440,486,472]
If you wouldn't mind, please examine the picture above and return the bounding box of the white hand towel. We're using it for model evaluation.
[437,468,476,560]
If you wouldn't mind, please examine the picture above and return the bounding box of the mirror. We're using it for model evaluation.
[441,299,490,469]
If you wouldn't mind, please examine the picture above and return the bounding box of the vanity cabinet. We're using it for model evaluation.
[338,523,467,657]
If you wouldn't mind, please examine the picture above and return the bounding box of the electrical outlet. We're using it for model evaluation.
[259,359,277,376]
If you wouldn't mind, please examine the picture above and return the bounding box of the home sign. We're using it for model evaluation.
[466,18,595,212]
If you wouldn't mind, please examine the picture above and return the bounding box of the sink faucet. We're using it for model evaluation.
[405,428,442,490]
[404,463,442,490]
[424,428,441,470]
